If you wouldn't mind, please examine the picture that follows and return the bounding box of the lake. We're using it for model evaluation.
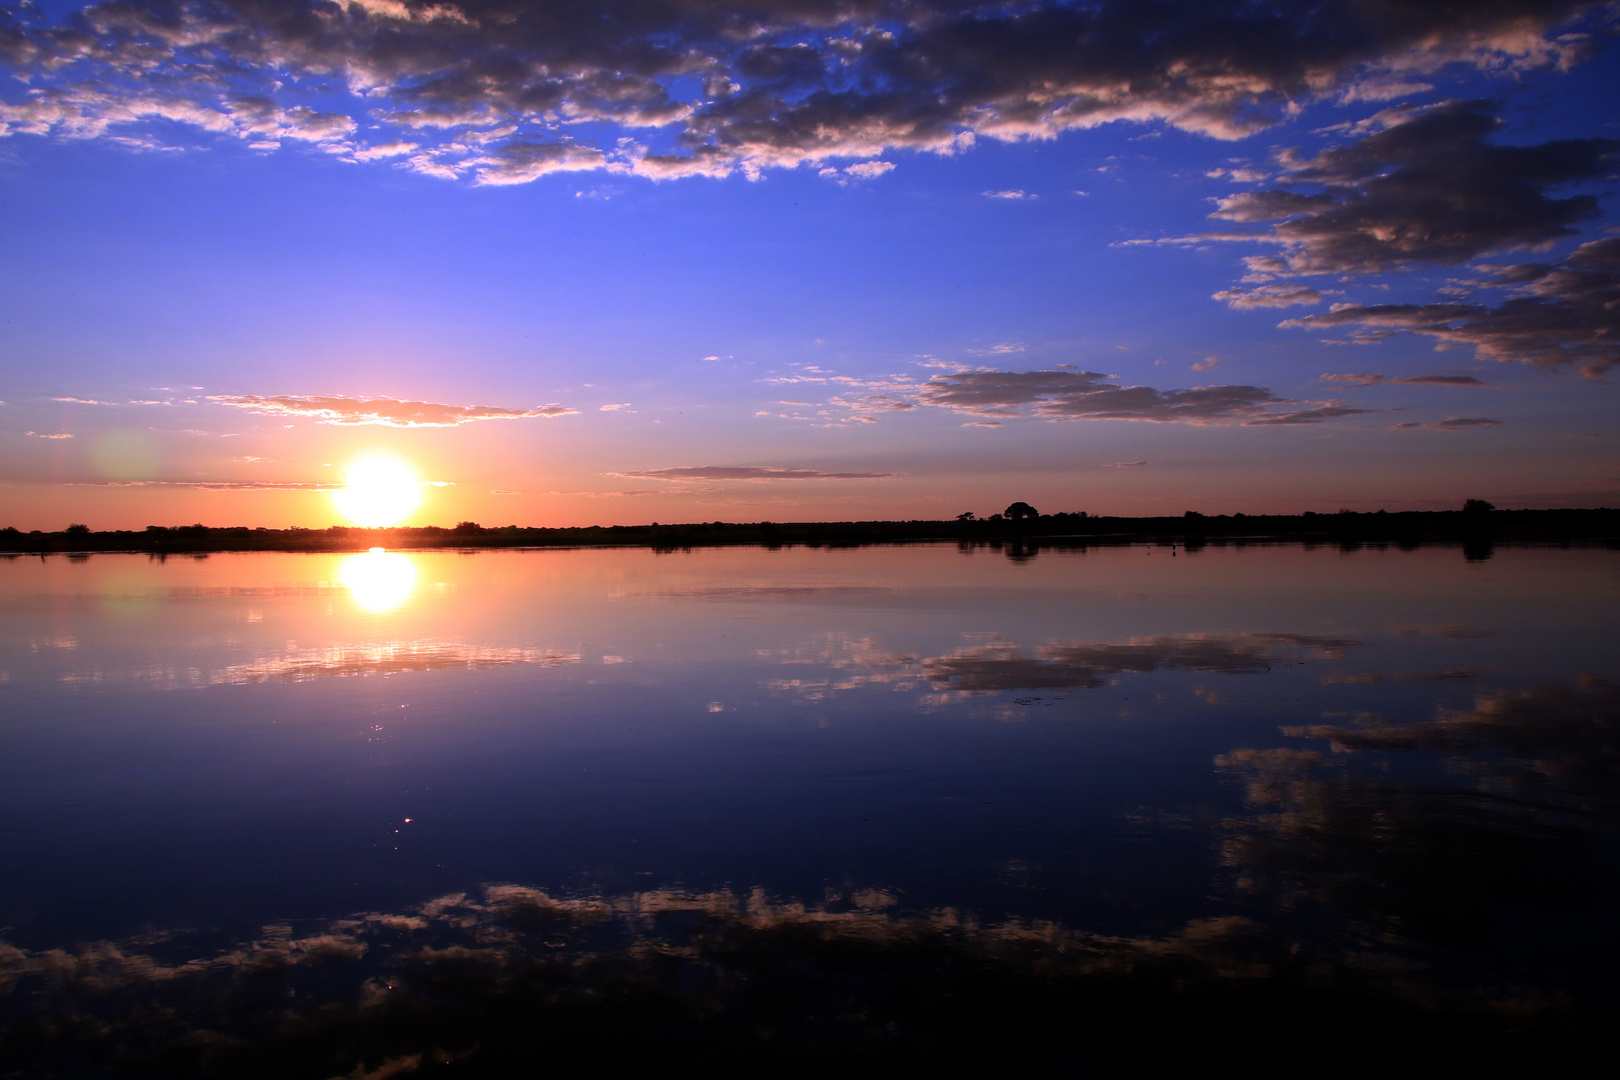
[2,542,1616,1072]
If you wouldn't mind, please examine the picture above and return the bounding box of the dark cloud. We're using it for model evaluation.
[1321,373,1484,386]
[1388,417,1503,430]
[0,2,1610,181]
[614,465,891,480]
[924,632,1362,692]
[1284,237,1620,375]
[1210,100,1618,276]
[208,394,578,425]
[916,369,1116,415]
[469,140,609,185]
[914,369,1371,425]
[844,394,916,412]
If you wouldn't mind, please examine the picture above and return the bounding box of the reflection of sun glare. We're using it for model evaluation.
[339,549,417,613]
[334,457,421,527]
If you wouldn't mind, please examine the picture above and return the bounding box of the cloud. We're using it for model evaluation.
[65,480,339,489]
[914,369,1370,426]
[1320,373,1484,387]
[612,466,891,481]
[1105,460,1150,467]
[599,403,630,411]
[352,140,419,161]
[208,394,577,426]
[1389,417,1503,430]
[3,2,1607,182]
[1207,100,1618,276]
[841,394,916,413]
[819,159,896,183]
[470,141,608,186]
[1213,284,1323,309]
[984,189,1034,200]
[25,431,74,438]
[1284,237,1620,375]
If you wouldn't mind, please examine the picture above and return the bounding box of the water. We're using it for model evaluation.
[1,542,1616,1070]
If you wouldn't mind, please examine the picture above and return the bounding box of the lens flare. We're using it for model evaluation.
[333,457,421,527]
[338,548,417,613]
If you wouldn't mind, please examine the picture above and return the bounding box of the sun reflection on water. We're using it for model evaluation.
[338,548,417,613]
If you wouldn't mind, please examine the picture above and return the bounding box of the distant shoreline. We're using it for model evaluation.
[3,507,1617,557]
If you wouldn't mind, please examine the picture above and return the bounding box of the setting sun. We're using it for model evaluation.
[333,457,421,527]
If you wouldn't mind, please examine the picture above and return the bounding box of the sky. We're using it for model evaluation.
[1,0,1618,530]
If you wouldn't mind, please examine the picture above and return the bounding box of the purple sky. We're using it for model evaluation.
[2,0,1618,528]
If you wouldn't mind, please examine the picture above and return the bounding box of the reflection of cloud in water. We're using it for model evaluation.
[57,641,580,689]
[212,642,582,685]
[1387,623,1499,640]
[637,584,900,602]
[1322,669,1484,685]
[1217,678,1619,953]
[923,633,1362,693]
[1290,678,1619,807]
[756,632,1363,702]
[0,879,1572,1075]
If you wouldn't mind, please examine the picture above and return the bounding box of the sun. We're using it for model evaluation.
[333,457,421,527]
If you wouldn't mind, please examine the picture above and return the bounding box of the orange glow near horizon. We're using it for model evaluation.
[332,457,422,527]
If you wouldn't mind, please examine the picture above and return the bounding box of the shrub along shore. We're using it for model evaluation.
[2,506,1616,558]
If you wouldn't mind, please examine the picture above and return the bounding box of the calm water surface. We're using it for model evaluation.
[2,542,1617,1068]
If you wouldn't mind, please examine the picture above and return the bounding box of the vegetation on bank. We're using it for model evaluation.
[2,503,1616,557]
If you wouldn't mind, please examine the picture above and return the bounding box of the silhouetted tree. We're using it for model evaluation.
[1004,502,1039,520]
[1463,499,1496,514]
[64,523,90,536]
[454,521,482,533]
[956,511,976,521]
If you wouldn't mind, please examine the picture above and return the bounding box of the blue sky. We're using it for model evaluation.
[2,1,1618,528]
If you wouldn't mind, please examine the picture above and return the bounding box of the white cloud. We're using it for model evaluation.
[209,394,577,426]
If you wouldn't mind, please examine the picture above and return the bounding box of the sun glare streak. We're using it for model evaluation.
[333,457,422,526]
[339,549,417,613]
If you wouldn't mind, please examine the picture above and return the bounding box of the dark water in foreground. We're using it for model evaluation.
[1,543,1616,1073]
